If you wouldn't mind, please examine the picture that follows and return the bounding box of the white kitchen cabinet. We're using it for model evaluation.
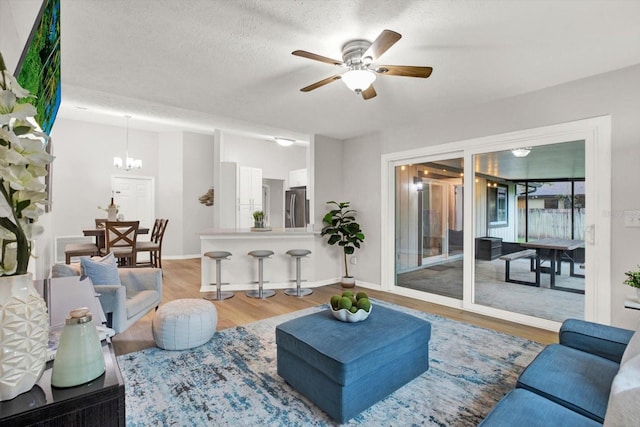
[219,163,263,229]
[237,166,262,229]
[289,168,307,188]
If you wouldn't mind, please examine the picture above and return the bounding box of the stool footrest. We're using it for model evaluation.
[246,289,276,299]
[203,291,234,301]
[284,288,313,297]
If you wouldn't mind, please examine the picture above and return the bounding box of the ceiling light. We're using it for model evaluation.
[341,69,376,93]
[114,115,142,171]
[275,137,295,147]
[511,147,532,158]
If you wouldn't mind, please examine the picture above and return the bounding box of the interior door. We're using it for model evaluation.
[111,176,155,231]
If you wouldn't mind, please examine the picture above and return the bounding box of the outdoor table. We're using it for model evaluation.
[520,238,584,293]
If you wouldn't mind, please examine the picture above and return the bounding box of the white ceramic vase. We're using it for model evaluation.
[0,273,49,401]
[341,276,356,288]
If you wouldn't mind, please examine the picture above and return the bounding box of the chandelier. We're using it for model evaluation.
[113,115,142,170]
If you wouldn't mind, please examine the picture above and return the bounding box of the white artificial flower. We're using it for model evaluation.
[0,70,32,98]
[0,57,53,276]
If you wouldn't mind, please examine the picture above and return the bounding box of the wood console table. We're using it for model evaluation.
[0,278,125,426]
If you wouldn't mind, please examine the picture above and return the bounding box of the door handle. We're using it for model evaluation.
[585,224,595,245]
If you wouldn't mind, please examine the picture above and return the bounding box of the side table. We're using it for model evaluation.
[0,277,125,426]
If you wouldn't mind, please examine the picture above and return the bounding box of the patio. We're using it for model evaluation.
[397,257,584,322]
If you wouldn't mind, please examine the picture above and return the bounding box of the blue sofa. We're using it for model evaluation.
[480,319,640,426]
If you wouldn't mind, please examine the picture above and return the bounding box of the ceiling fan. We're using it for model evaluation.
[292,29,433,100]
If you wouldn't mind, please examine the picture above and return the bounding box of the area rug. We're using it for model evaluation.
[118,300,544,426]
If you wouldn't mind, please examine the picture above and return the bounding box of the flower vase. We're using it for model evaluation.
[0,273,49,401]
[107,206,117,221]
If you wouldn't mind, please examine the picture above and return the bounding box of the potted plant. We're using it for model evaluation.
[0,52,54,400]
[321,201,365,287]
[623,266,640,301]
[252,210,265,228]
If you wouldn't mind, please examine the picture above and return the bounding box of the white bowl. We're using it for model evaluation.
[330,304,372,323]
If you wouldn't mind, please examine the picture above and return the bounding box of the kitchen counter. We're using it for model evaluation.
[199,227,323,292]
[199,227,317,237]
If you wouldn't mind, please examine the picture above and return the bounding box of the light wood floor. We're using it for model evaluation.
[112,258,557,356]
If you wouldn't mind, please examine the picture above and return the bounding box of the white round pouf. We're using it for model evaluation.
[152,299,218,350]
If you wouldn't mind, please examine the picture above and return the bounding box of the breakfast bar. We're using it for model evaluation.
[199,228,321,293]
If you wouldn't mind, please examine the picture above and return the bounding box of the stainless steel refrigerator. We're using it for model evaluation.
[285,188,308,228]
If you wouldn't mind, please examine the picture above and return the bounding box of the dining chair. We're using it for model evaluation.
[64,241,100,264]
[101,221,139,267]
[136,219,169,268]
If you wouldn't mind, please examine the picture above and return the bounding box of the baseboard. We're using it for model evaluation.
[163,254,201,260]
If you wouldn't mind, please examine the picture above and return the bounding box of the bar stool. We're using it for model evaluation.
[203,251,234,300]
[247,250,276,299]
[284,249,313,297]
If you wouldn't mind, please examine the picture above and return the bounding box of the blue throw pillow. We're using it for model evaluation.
[80,253,121,285]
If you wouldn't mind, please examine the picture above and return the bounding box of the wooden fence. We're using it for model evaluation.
[518,208,585,240]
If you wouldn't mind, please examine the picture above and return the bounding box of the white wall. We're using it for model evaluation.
[312,134,348,279]
[0,0,42,73]
[158,132,184,256]
[182,132,215,255]
[344,64,640,329]
[220,132,306,183]
[49,118,158,237]
[49,120,215,259]
[342,132,383,281]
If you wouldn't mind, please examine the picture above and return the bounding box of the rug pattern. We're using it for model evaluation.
[118,300,544,426]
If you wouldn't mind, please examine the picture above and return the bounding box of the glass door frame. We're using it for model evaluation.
[380,116,612,330]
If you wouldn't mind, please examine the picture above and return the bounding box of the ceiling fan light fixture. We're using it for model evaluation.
[511,147,532,158]
[341,69,376,93]
[275,137,295,147]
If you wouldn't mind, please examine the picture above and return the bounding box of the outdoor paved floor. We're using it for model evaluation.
[397,258,584,322]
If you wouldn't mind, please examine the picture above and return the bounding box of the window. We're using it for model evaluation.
[487,184,508,228]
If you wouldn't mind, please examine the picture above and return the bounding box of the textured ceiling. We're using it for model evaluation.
[58,0,640,140]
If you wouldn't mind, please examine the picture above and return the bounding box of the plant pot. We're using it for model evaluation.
[341,276,356,288]
[0,273,49,401]
[254,220,264,228]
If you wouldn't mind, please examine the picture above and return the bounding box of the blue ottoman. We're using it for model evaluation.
[276,304,431,423]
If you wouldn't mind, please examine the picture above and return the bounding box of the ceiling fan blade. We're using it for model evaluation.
[375,65,433,78]
[292,50,344,66]
[300,75,341,92]
[363,29,402,61]
[361,85,377,100]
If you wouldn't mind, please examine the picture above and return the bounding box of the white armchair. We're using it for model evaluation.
[51,263,162,334]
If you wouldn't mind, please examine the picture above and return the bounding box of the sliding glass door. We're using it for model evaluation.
[395,159,464,300]
[472,141,586,322]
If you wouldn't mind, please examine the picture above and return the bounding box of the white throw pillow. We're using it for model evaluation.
[604,353,640,427]
[620,327,640,367]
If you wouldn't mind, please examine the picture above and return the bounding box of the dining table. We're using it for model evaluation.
[83,226,150,250]
[519,238,585,293]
